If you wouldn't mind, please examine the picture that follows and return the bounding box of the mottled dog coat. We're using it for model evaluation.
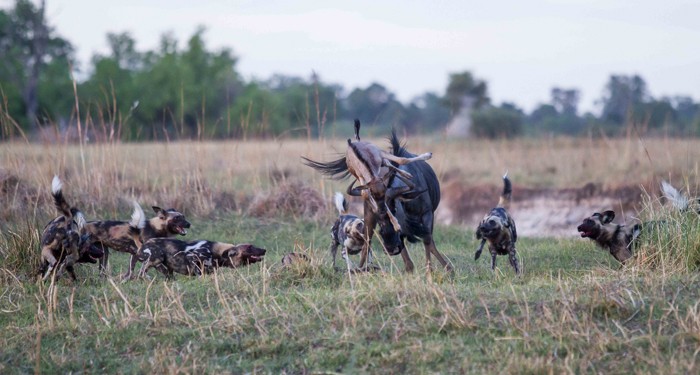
[576,210,640,264]
[329,192,372,271]
[39,176,103,281]
[84,204,191,279]
[128,202,265,279]
[475,173,520,274]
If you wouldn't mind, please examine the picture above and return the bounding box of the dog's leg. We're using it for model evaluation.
[358,206,376,270]
[98,244,109,276]
[490,250,498,271]
[508,246,520,275]
[122,254,139,281]
[342,247,354,273]
[66,264,77,281]
[329,242,339,270]
[474,239,486,260]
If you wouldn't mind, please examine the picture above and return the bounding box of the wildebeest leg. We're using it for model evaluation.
[399,248,415,272]
[424,235,454,273]
[509,247,520,274]
[358,204,377,270]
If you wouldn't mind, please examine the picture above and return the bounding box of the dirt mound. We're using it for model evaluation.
[438,180,654,237]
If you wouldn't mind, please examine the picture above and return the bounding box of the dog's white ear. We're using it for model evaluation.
[601,210,616,224]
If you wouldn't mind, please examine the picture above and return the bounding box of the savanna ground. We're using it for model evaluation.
[2,133,700,373]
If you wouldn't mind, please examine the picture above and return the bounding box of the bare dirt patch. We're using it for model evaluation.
[438,179,656,237]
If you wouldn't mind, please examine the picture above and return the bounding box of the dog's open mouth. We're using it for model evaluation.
[578,229,594,238]
[175,226,188,235]
[247,255,264,263]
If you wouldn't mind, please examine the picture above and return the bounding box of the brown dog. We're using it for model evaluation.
[128,202,265,279]
[576,210,641,263]
[84,203,191,280]
[475,173,520,274]
[39,176,104,281]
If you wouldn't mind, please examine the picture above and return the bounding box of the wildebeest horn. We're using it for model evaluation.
[385,203,401,232]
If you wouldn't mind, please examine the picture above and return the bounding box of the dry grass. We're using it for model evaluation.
[2,136,700,373]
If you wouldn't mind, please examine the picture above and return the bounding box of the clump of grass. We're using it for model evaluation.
[632,191,700,273]
[0,221,41,284]
[247,181,327,220]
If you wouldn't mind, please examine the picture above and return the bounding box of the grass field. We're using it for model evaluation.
[1,135,700,373]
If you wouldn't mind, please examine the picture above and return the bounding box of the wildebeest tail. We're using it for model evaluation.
[301,155,351,180]
[51,175,73,219]
[128,201,146,248]
[334,192,348,215]
[661,180,689,211]
[497,172,512,208]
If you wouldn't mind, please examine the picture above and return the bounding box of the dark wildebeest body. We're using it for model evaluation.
[303,127,452,272]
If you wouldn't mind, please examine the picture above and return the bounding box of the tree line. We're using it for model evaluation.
[1,0,699,141]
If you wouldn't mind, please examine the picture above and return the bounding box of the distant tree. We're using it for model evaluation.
[444,71,488,113]
[344,82,404,127]
[0,0,74,132]
[405,92,451,133]
[600,74,648,125]
[471,103,523,139]
[551,88,580,116]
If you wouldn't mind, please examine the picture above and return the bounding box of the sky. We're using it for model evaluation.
[12,0,700,114]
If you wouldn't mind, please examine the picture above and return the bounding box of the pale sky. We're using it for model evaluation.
[10,0,700,113]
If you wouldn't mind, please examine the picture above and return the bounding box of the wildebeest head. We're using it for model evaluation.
[577,210,615,239]
[219,244,266,268]
[153,206,191,236]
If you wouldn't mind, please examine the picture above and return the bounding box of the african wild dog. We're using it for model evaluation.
[39,176,104,281]
[281,252,310,267]
[329,192,375,271]
[661,180,700,214]
[576,210,641,264]
[128,202,265,279]
[84,202,191,280]
[475,173,520,274]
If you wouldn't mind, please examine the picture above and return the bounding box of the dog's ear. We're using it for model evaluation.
[601,210,616,224]
[152,206,167,219]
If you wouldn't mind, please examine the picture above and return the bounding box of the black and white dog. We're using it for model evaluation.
[475,173,520,274]
[329,192,373,271]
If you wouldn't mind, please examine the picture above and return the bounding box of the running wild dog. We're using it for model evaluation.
[661,180,700,214]
[329,192,374,271]
[84,203,191,279]
[128,202,266,279]
[475,173,520,274]
[576,210,640,263]
[39,176,104,281]
[303,123,452,273]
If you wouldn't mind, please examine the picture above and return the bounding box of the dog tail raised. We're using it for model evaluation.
[334,192,348,215]
[661,180,690,211]
[51,175,73,219]
[497,171,512,208]
[128,201,146,248]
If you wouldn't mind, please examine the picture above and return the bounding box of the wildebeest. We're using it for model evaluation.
[302,123,453,273]
[474,173,520,274]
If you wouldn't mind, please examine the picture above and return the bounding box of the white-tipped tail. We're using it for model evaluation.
[51,175,62,195]
[130,201,146,229]
[503,170,509,179]
[661,180,689,211]
[334,192,348,215]
[74,211,87,230]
